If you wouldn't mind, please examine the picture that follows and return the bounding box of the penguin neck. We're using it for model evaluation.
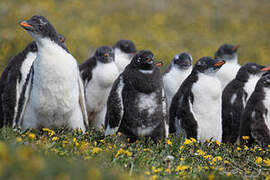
[226,55,238,64]
[36,38,67,56]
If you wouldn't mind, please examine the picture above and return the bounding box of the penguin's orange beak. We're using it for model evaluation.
[261,66,270,71]
[214,60,225,67]
[155,61,163,67]
[19,21,33,28]
[232,45,239,52]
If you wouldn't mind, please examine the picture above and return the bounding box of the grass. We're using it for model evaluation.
[0,128,269,179]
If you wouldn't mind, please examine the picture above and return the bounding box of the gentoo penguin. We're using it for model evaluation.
[0,35,65,128]
[222,63,269,144]
[80,46,119,128]
[104,50,168,142]
[169,57,225,142]
[163,52,193,108]
[215,44,241,89]
[113,40,137,72]
[239,71,270,147]
[15,15,88,131]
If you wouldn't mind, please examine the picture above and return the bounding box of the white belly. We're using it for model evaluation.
[263,89,270,132]
[217,62,241,89]
[163,66,192,107]
[85,61,119,127]
[243,75,261,104]
[192,74,222,142]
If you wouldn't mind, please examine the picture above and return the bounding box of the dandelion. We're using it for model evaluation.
[150,175,158,180]
[196,149,205,156]
[84,156,91,160]
[224,160,230,164]
[255,157,262,164]
[117,132,121,136]
[226,172,231,176]
[144,171,151,175]
[143,148,151,152]
[203,155,212,159]
[115,148,132,158]
[152,166,163,173]
[179,145,184,150]
[28,133,35,141]
[208,174,215,180]
[73,138,76,143]
[190,138,197,143]
[236,147,241,151]
[218,167,224,171]
[244,145,249,150]
[52,137,59,141]
[263,158,270,166]
[184,139,192,145]
[216,156,222,161]
[175,165,189,171]
[92,147,102,154]
[16,137,22,142]
[215,140,220,145]
[242,136,250,140]
[167,140,172,145]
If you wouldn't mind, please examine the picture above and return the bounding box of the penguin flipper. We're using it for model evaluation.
[104,75,124,136]
[250,106,270,147]
[78,72,89,129]
[14,65,34,128]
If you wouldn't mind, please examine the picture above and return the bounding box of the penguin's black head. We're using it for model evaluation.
[131,50,155,70]
[113,40,137,54]
[18,15,60,44]
[172,52,192,70]
[195,57,225,74]
[243,63,269,75]
[215,44,239,61]
[94,46,114,63]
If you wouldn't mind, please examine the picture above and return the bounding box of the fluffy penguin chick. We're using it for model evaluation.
[170,57,225,142]
[80,46,119,128]
[239,72,270,147]
[113,40,137,72]
[104,50,169,142]
[0,34,65,128]
[15,15,88,131]
[222,63,269,144]
[215,44,241,89]
[163,52,193,109]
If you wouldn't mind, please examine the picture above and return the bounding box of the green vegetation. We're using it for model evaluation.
[1,0,270,72]
[0,128,269,179]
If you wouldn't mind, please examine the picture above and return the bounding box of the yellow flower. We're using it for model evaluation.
[150,175,158,180]
[236,147,241,151]
[224,160,230,164]
[16,137,22,142]
[208,174,215,180]
[92,147,102,154]
[152,166,163,173]
[28,133,35,141]
[226,172,231,176]
[268,145,270,148]
[244,145,249,150]
[84,156,91,160]
[117,132,122,136]
[175,165,189,171]
[215,140,220,145]
[242,136,250,140]
[184,139,192,145]
[218,167,224,171]
[203,155,212,159]
[179,145,184,150]
[52,137,59,141]
[115,148,132,158]
[144,148,151,152]
[190,138,197,143]
[144,171,151,175]
[263,158,270,166]
[216,156,222,161]
[196,149,205,156]
[73,138,76,143]
[167,140,172,145]
[99,139,104,143]
[255,157,262,164]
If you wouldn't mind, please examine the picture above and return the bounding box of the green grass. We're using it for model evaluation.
[0,128,269,179]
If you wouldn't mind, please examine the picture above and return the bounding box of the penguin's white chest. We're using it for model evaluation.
[31,48,79,119]
[243,75,261,104]
[263,89,270,131]
[114,49,131,72]
[85,61,119,112]
[163,66,192,107]
[217,62,241,89]
[192,74,222,142]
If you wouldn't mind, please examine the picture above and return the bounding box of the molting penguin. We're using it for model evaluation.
[15,15,88,131]
[113,40,137,72]
[215,44,241,89]
[80,46,119,128]
[163,52,193,109]
[104,50,168,142]
[222,63,269,144]
[169,57,225,142]
[239,72,270,147]
[0,35,65,128]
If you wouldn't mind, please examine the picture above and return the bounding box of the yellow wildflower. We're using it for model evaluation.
[190,138,196,143]
[143,148,151,152]
[152,166,163,173]
[179,145,184,150]
[99,139,104,143]
[150,175,158,180]
[208,174,215,180]
[94,141,97,146]
[167,140,172,145]
[263,158,270,166]
[144,171,151,175]
[242,136,250,140]
[92,147,102,154]
[180,158,185,161]
[73,138,76,143]
[115,148,132,158]
[226,172,231,176]
[84,156,91,160]
[215,140,220,145]
[184,139,192,145]
[28,133,35,141]
[268,144,270,148]
[224,160,230,164]
[236,147,241,151]
[196,149,205,156]
[244,145,249,150]
[218,167,224,171]
[175,165,189,171]
[203,155,212,159]
[16,137,22,142]
[117,132,121,136]
[255,157,262,164]
[216,156,222,161]
[52,137,59,141]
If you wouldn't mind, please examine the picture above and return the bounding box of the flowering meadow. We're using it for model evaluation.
[0,128,269,179]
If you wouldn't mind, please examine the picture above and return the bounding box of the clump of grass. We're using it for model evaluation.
[0,127,269,179]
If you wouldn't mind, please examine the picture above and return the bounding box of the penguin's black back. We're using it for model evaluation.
[0,42,37,127]
[79,56,97,83]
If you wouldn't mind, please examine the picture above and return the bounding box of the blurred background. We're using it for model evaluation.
[0,0,269,72]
